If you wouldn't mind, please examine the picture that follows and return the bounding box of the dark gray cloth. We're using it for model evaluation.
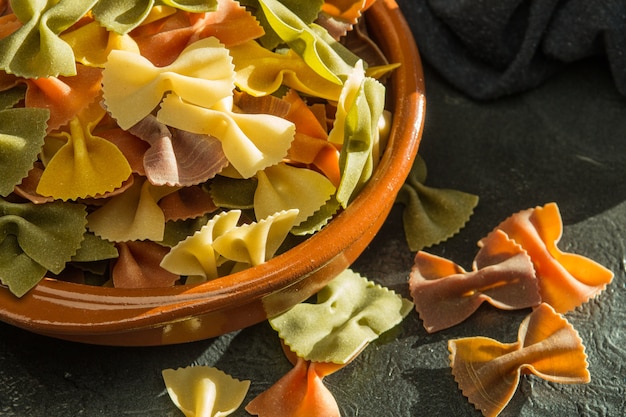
[398,0,626,99]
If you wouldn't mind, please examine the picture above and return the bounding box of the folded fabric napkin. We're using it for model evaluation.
[398,0,626,99]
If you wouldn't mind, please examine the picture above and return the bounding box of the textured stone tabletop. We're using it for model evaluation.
[1,7,625,417]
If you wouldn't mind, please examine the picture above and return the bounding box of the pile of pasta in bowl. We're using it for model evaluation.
[0,0,425,344]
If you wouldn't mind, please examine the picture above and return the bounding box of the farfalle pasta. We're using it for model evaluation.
[161,209,298,281]
[162,365,250,417]
[102,36,235,130]
[0,198,87,296]
[0,90,48,197]
[112,240,179,288]
[157,93,296,179]
[480,202,614,313]
[36,103,133,200]
[254,163,336,226]
[86,176,177,242]
[24,64,103,132]
[397,154,479,251]
[211,208,298,267]
[330,60,386,207]
[0,0,95,78]
[269,268,413,364]
[410,229,541,333]
[246,355,345,417]
[229,39,343,100]
[128,114,229,187]
[449,303,590,417]
[258,0,359,85]
[60,19,140,67]
[0,1,395,298]
[160,210,241,281]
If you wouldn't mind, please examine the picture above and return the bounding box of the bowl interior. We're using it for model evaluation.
[0,0,426,346]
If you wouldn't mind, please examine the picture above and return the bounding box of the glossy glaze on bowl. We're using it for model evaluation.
[0,0,426,346]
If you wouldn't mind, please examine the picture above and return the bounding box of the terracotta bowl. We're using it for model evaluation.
[0,0,425,346]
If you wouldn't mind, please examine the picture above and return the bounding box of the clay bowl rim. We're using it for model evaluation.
[0,0,425,340]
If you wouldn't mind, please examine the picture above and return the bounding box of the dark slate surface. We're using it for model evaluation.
[1,4,626,417]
